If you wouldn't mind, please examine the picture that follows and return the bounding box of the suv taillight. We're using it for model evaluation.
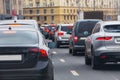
[74,36,78,42]
[30,48,48,57]
[96,36,112,41]
[58,32,64,36]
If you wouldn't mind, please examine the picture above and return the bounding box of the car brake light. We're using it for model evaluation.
[96,36,112,41]
[30,48,48,57]
[58,32,64,36]
[74,36,78,42]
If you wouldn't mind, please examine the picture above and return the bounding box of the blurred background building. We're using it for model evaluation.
[23,0,120,25]
[0,0,23,16]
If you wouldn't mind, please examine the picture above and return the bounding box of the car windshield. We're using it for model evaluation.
[78,21,98,35]
[104,25,120,32]
[0,30,38,45]
[61,26,73,32]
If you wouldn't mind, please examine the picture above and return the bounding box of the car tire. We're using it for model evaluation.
[91,56,101,70]
[85,55,91,65]
[72,49,77,56]
[69,48,72,54]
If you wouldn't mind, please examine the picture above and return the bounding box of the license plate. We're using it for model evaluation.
[0,55,22,61]
[115,38,120,43]
[80,37,86,40]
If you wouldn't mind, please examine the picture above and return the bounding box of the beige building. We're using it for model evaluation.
[0,0,23,15]
[23,0,120,25]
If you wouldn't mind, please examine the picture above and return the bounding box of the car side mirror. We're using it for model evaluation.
[48,42,55,49]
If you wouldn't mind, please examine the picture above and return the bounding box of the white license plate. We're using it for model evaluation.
[115,38,120,43]
[0,55,22,61]
[80,37,86,40]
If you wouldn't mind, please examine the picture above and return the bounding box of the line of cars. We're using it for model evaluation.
[0,20,55,80]
[43,19,120,70]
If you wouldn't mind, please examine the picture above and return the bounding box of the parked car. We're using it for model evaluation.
[54,24,73,48]
[85,21,120,69]
[69,19,101,55]
[0,26,54,80]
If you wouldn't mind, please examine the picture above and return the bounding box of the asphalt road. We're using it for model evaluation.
[51,47,120,80]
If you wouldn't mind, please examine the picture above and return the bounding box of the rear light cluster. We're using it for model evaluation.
[58,32,64,36]
[96,36,112,41]
[74,36,78,42]
[30,48,48,57]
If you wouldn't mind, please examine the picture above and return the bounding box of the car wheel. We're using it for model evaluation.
[91,56,101,70]
[72,49,77,56]
[69,48,72,54]
[85,55,91,65]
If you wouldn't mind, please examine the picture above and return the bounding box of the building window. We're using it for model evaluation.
[37,10,40,14]
[36,2,40,7]
[30,17,32,19]
[64,9,66,13]
[44,9,47,14]
[71,16,72,20]
[51,16,54,20]
[37,16,40,21]
[44,16,47,21]
[67,9,69,13]
[64,15,66,20]
[51,9,54,13]
[67,16,69,20]
[30,10,33,14]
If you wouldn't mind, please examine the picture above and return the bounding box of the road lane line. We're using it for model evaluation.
[60,59,65,63]
[52,51,57,54]
[70,70,79,76]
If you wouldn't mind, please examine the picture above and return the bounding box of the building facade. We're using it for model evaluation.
[0,0,23,15]
[23,0,120,25]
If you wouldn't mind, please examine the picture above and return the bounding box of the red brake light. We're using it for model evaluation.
[58,32,64,36]
[74,36,78,42]
[30,48,48,57]
[96,36,112,41]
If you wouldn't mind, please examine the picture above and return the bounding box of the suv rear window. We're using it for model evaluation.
[0,30,38,45]
[61,26,73,32]
[78,21,98,35]
[104,25,120,32]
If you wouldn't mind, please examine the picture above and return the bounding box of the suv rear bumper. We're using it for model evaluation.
[57,40,69,45]
[73,45,85,52]
[0,60,53,80]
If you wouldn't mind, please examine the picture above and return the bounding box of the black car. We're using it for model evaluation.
[0,27,54,80]
[69,19,101,56]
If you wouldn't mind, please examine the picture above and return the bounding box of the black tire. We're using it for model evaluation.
[72,49,77,56]
[85,55,91,65]
[69,48,72,54]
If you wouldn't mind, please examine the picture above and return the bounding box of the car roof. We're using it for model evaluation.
[58,24,73,26]
[98,21,120,26]
[0,19,37,25]
[77,19,102,22]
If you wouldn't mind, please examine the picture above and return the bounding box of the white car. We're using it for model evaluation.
[54,24,73,48]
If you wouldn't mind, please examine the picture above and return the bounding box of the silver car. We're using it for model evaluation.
[85,21,120,69]
[54,24,73,48]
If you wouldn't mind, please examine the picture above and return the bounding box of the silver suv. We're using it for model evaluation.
[54,24,73,48]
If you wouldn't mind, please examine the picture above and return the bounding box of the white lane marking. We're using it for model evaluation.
[70,70,79,76]
[52,51,57,54]
[60,59,65,63]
